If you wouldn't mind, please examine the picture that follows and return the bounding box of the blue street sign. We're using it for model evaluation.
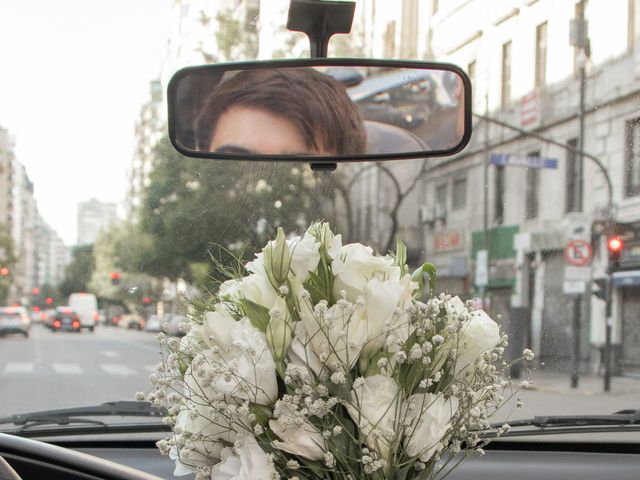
[490,153,558,169]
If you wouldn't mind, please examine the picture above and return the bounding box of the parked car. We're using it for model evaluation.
[144,314,162,332]
[48,307,82,332]
[165,313,186,337]
[118,313,145,330]
[0,306,30,338]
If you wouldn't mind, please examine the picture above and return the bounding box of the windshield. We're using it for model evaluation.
[0,0,639,443]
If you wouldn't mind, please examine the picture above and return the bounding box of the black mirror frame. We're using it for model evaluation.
[167,58,473,164]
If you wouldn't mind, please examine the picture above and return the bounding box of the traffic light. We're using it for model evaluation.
[592,277,608,301]
[45,297,54,305]
[0,267,9,277]
[110,272,121,285]
[32,287,40,295]
[607,235,624,271]
[142,296,152,305]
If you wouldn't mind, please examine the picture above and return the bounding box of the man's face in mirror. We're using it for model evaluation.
[208,106,328,155]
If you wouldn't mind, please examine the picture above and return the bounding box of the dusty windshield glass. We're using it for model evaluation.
[0,0,639,441]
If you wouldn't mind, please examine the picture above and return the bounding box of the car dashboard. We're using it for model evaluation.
[3,436,640,480]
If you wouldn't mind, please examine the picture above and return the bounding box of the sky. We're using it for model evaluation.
[0,0,171,245]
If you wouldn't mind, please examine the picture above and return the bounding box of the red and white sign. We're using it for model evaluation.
[434,230,462,252]
[520,91,539,127]
[564,239,592,266]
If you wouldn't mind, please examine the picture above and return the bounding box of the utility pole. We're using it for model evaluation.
[567,0,590,389]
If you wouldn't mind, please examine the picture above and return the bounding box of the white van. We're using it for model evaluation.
[67,292,99,331]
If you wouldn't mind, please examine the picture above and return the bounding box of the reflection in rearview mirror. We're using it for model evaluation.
[168,60,471,162]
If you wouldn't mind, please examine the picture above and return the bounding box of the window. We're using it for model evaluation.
[467,60,476,102]
[535,22,547,88]
[435,183,447,207]
[625,117,640,197]
[452,177,467,210]
[565,138,582,212]
[494,165,505,225]
[629,0,635,52]
[525,151,540,219]
[501,41,512,108]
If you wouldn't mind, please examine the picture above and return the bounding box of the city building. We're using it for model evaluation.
[77,198,118,246]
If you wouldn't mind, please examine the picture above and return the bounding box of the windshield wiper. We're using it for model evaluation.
[482,410,640,438]
[0,401,165,429]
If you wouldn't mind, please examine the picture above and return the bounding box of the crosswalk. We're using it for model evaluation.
[1,362,157,377]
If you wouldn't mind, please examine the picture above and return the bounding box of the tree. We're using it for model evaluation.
[0,224,16,305]
[138,135,328,289]
[59,244,94,299]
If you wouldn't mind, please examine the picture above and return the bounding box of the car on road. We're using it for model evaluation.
[0,306,30,338]
[118,313,145,330]
[67,292,98,332]
[144,314,162,332]
[47,307,82,332]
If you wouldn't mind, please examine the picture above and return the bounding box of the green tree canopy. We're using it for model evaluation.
[58,244,94,299]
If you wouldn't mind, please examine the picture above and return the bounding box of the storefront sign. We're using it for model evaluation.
[434,230,462,252]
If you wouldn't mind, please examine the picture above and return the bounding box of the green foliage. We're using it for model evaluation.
[138,135,329,287]
[0,224,16,304]
[59,244,94,299]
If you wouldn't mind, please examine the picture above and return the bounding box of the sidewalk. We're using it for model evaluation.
[524,370,640,397]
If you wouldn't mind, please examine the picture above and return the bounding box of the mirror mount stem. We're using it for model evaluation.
[286,0,356,59]
[287,0,355,172]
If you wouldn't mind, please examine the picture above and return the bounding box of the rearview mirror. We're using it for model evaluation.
[168,59,472,164]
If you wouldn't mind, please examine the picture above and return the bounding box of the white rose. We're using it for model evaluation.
[404,393,458,462]
[287,322,323,376]
[456,309,501,375]
[292,278,366,370]
[269,417,325,460]
[237,273,278,311]
[359,273,414,359]
[200,316,278,405]
[331,242,399,300]
[211,435,276,480]
[169,405,230,476]
[346,375,402,465]
[288,233,321,282]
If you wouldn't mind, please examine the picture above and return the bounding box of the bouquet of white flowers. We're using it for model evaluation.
[144,222,531,480]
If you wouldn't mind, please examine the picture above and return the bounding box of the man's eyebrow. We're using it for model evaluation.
[213,144,257,154]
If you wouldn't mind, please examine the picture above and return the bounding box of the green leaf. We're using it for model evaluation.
[395,239,408,275]
[239,298,270,332]
[411,262,437,299]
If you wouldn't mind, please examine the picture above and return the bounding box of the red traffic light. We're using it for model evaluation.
[45,297,54,305]
[0,267,9,276]
[142,296,152,305]
[32,287,40,295]
[110,272,121,280]
[608,236,624,253]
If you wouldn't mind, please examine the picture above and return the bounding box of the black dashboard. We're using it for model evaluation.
[3,435,640,479]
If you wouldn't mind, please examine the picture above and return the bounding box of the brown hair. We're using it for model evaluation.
[195,67,366,155]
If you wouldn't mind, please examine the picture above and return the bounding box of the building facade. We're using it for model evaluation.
[77,198,118,246]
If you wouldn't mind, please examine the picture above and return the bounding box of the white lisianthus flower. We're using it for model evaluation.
[330,242,399,300]
[456,309,501,376]
[346,375,402,465]
[269,417,325,460]
[219,278,242,300]
[266,296,293,362]
[210,435,276,480]
[169,405,232,476]
[404,393,458,462]
[237,273,278,311]
[359,273,415,359]
[287,322,323,376]
[288,232,321,282]
[291,278,366,370]
[199,315,278,405]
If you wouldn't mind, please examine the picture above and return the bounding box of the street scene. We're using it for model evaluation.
[0,0,639,441]
[0,324,162,416]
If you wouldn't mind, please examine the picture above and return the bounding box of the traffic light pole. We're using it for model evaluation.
[604,261,613,391]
